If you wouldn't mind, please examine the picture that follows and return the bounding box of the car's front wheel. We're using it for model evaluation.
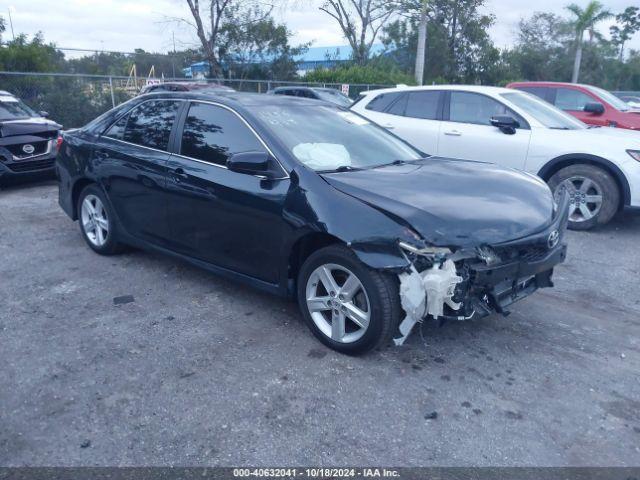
[297,244,401,355]
[548,164,620,231]
[77,184,124,255]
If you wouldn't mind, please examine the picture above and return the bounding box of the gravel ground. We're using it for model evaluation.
[1,180,639,467]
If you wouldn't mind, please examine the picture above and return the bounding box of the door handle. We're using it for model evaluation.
[383,124,395,130]
[444,130,462,136]
[94,150,109,160]
[172,167,189,182]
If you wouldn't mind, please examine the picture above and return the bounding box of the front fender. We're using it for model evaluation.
[281,169,416,273]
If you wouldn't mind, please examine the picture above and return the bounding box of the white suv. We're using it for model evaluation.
[351,85,640,230]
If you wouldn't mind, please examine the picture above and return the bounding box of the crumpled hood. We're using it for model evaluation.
[322,158,554,247]
[0,117,61,137]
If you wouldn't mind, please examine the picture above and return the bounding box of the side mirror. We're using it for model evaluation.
[227,151,272,178]
[39,111,50,118]
[584,102,605,115]
[490,115,520,135]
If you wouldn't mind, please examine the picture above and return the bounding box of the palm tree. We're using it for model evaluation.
[566,1,612,83]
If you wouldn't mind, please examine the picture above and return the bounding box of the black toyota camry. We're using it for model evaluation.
[56,91,568,354]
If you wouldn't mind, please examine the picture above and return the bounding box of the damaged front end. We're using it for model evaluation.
[394,193,570,345]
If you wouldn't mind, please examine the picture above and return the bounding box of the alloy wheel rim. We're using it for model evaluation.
[555,176,603,223]
[81,195,109,247]
[305,264,371,344]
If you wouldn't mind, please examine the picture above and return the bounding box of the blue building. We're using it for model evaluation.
[182,44,386,78]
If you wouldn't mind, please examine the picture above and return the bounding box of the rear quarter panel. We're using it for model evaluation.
[56,130,97,219]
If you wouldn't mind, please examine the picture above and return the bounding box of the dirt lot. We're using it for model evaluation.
[1,180,640,467]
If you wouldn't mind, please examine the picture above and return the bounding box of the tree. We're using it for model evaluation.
[610,7,640,61]
[181,0,275,76]
[387,0,430,84]
[219,15,308,80]
[565,1,612,83]
[319,0,396,65]
[382,0,499,84]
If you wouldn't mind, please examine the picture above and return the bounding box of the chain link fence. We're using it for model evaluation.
[0,72,391,129]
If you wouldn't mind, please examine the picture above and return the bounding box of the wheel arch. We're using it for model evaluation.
[70,178,97,220]
[287,232,345,288]
[537,154,631,209]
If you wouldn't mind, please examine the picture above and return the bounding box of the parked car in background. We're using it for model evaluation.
[267,86,353,107]
[352,85,640,230]
[139,81,234,95]
[507,82,640,131]
[56,91,567,354]
[0,90,61,184]
[618,95,640,109]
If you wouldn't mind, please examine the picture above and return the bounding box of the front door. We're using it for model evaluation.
[166,101,289,283]
[438,91,531,170]
[552,87,609,127]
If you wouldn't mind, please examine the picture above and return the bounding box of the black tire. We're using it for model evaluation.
[77,184,124,255]
[548,164,620,231]
[297,244,401,355]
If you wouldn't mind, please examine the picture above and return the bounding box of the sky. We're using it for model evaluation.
[1,0,639,57]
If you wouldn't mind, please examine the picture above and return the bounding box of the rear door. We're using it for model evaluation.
[437,91,531,169]
[165,101,290,283]
[95,99,182,246]
[359,90,443,155]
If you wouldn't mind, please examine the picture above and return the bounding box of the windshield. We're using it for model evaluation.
[0,96,38,121]
[254,105,422,171]
[315,89,353,107]
[501,92,586,130]
[586,85,631,112]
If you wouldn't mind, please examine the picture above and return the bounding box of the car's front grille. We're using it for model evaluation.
[6,158,55,172]
[494,244,549,263]
[5,140,49,158]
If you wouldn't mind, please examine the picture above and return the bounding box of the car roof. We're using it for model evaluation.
[508,81,598,90]
[138,90,329,108]
[362,84,514,96]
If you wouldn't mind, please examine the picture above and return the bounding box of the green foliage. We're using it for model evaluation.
[382,0,504,85]
[303,61,415,85]
[0,33,65,72]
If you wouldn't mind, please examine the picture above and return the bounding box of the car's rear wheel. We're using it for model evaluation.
[297,244,401,355]
[548,164,619,231]
[77,184,124,255]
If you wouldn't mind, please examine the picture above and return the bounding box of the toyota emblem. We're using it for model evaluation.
[22,144,35,155]
[547,230,560,249]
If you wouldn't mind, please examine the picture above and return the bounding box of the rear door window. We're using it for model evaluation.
[180,103,265,167]
[404,91,441,120]
[515,87,550,102]
[105,100,181,151]
[554,88,595,111]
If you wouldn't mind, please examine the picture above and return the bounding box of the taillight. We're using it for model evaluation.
[56,135,63,152]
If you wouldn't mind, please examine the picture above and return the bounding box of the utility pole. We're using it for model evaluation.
[172,31,176,80]
[414,0,429,85]
[7,7,16,40]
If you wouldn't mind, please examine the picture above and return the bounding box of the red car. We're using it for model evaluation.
[507,81,640,131]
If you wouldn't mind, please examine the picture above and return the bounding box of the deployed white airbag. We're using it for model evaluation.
[292,143,351,170]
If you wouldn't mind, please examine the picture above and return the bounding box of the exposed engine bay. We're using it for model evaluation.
[394,220,568,346]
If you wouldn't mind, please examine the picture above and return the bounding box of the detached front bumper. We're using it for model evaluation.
[395,192,570,344]
[466,243,567,317]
